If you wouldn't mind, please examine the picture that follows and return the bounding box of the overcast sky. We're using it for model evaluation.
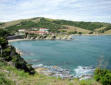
[0,0,111,22]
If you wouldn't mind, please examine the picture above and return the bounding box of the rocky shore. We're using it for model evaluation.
[26,34,73,40]
[33,64,94,80]
[15,48,23,56]
[33,64,73,79]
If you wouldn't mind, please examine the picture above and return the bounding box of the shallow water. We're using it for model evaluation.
[10,35,111,76]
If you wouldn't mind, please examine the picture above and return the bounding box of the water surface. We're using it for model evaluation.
[10,35,111,76]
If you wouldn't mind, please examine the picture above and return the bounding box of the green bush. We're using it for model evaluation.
[0,73,14,85]
[88,31,93,34]
[0,29,9,37]
[0,37,8,47]
[78,32,82,34]
[94,68,111,85]
[68,31,77,34]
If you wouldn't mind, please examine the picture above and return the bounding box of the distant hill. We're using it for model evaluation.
[0,17,111,34]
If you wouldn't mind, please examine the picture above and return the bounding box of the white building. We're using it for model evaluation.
[39,28,48,32]
[18,29,26,32]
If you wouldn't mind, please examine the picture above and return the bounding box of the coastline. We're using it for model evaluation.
[15,48,23,56]
[8,34,111,43]
[9,35,110,80]
[73,34,111,36]
[8,39,30,42]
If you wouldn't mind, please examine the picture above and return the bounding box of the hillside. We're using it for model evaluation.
[0,17,111,34]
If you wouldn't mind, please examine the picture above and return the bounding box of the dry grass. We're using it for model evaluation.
[104,29,111,34]
[61,25,91,34]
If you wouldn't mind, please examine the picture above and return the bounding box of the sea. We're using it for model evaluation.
[10,35,111,78]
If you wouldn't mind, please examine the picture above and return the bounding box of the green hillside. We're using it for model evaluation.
[0,17,111,34]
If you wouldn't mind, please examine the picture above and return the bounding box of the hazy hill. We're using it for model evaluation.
[0,17,111,34]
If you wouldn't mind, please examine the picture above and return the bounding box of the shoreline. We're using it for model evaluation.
[8,39,30,42]
[73,34,111,36]
[15,48,23,56]
[33,64,94,80]
[8,34,111,42]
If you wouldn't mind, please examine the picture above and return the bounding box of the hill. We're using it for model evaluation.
[0,17,111,34]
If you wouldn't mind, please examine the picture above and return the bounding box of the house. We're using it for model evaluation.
[26,28,49,35]
[16,29,26,35]
[18,29,26,32]
[31,28,39,31]
[39,28,48,32]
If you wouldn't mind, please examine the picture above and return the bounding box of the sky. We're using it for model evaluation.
[0,0,111,22]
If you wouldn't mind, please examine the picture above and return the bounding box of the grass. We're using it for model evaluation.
[104,30,111,34]
[60,25,91,34]
[0,61,102,85]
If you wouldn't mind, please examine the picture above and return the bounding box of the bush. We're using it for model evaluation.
[0,29,9,37]
[0,37,8,47]
[94,68,111,85]
[78,32,82,34]
[88,31,93,34]
[0,73,14,85]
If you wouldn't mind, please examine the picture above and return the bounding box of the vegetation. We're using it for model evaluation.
[0,29,10,37]
[53,20,105,30]
[0,72,14,85]
[0,60,101,85]
[2,17,110,34]
[0,29,35,74]
[99,25,111,33]
[94,68,111,85]
[5,18,65,33]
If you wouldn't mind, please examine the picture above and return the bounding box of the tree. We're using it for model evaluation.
[0,37,8,48]
[0,29,9,37]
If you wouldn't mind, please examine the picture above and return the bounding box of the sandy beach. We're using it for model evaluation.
[8,39,30,42]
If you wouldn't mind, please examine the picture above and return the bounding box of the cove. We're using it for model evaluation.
[10,35,111,77]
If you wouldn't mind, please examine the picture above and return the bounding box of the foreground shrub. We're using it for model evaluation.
[0,73,14,85]
[94,68,111,85]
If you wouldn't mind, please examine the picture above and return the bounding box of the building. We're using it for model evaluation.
[16,29,26,35]
[39,28,48,32]
[27,28,49,35]
[18,29,26,32]
[31,28,39,31]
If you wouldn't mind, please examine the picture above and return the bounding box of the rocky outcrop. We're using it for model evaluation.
[26,34,73,40]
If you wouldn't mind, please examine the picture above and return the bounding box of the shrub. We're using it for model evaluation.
[88,31,93,34]
[94,68,111,85]
[78,32,82,34]
[0,73,14,85]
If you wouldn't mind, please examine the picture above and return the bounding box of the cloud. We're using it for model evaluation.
[0,0,111,23]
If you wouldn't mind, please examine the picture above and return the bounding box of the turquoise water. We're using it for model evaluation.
[10,35,111,76]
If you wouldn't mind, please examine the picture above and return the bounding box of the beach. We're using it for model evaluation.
[8,39,29,42]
